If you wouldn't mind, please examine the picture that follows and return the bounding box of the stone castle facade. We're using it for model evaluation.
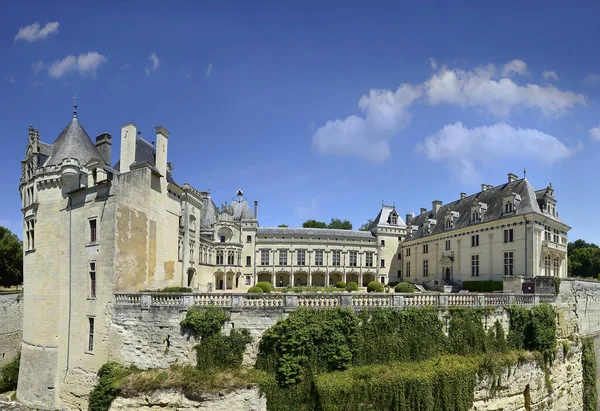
[17,111,570,409]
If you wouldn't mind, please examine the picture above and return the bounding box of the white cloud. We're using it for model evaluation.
[542,71,559,81]
[145,52,160,76]
[312,84,422,163]
[122,63,130,69]
[419,122,575,181]
[428,57,438,70]
[32,60,45,73]
[502,59,528,77]
[4,74,15,84]
[48,52,107,79]
[33,80,44,87]
[14,21,59,42]
[583,74,600,86]
[424,64,585,118]
[590,126,600,141]
[206,61,213,77]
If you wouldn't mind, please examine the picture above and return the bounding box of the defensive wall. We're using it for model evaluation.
[0,292,23,366]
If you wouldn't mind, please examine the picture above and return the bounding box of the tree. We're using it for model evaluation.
[0,226,23,287]
[302,219,327,229]
[567,239,600,278]
[359,219,374,231]
[278,224,289,228]
[327,218,352,230]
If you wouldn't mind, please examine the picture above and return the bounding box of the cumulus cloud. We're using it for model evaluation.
[206,61,213,77]
[145,52,160,75]
[48,52,107,78]
[32,60,45,73]
[428,57,438,70]
[542,71,559,81]
[424,64,585,118]
[312,59,586,163]
[583,74,600,86]
[502,59,529,77]
[14,21,59,42]
[419,122,575,181]
[312,84,422,163]
[590,126,600,141]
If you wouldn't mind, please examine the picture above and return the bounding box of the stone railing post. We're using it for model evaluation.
[284,295,298,312]
[439,294,449,309]
[231,295,244,312]
[508,294,516,305]
[477,295,485,308]
[392,295,404,309]
[182,295,194,310]
[141,293,151,310]
[533,295,540,306]
[340,295,353,308]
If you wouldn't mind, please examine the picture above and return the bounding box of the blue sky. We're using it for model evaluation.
[1,0,600,242]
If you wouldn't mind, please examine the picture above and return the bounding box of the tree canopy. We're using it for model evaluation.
[278,224,289,228]
[359,219,374,231]
[568,239,600,278]
[0,226,23,287]
[302,218,352,230]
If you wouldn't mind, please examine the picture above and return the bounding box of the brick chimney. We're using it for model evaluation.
[155,126,169,178]
[120,123,137,172]
[460,192,467,199]
[432,200,442,214]
[254,200,258,219]
[508,173,518,183]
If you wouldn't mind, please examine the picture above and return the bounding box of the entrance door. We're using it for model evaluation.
[445,267,451,281]
[218,279,223,290]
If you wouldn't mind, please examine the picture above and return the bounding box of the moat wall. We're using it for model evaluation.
[0,292,23,366]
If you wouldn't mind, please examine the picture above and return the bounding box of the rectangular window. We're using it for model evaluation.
[315,250,324,266]
[88,317,94,352]
[445,240,451,250]
[227,251,235,265]
[471,255,480,277]
[423,244,428,254]
[553,256,560,277]
[544,254,552,276]
[553,229,559,244]
[332,250,341,266]
[89,262,96,299]
[406,262,411,277]
[246,235,252,243]
[471,235,479,247]
[297,250,306,266]
[380,259,385,268]
[398,253,402,260]
[25,219,35,251]
[261,250,269,265]
[245,276,251,285]
[406,248,411,257]
[504,229,514,243]
[365,252,373,267]
[246,256,251,266]
[89,219,97,243]
[279,250,288,265]
[505,201,514,214]
[381,240,386,247]
[504,252,514,276]
[216,250,224,265]
[423,259,429,277]
[349,251,357,267]
[397,269,402,278]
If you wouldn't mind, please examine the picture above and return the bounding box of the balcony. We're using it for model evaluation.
[542,240,567,254]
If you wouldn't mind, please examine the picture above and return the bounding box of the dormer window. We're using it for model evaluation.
[503,193,521,215]
[390,213,397,225]
[505,201,513,214]
[444,211,459,230]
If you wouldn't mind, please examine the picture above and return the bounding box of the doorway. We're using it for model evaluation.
[445,267,451,281]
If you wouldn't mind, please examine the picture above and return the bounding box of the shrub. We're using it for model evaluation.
[196,329,252,370]
[247,286,263,293]
[387,281,400,287]
[256,281,273,293]
[0,355,19,393]
[88,362,135,411]
[346,282,359,292]
[180,307,230,339]
[141,286,192,293]
[461,281,503,293]
[395,282,415,293]
[335,281,346,289]
[507,304,556,363]
[367,281,384,293]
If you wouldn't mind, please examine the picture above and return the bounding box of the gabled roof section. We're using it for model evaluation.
[113,137,176,183]
[45,118,105,166]
[405,178,563,241]
[370,204,406,230]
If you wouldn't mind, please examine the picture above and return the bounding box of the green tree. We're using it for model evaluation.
[278,224,289,228]
[0,226,23,287]
[302,219,327,229]
[359,219,373,231]
[327,218,352,230]
[567,239,600,278]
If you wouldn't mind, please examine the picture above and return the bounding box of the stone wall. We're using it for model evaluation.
[0,292,23,366]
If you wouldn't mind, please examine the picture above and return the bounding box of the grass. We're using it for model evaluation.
[119,364,264,397]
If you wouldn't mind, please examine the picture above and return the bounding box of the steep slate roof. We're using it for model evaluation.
[257,227,375,240]
[200,197,218,229]
[231,200,254,220]
[113,137,176,183]
[45,118,105,166]
[371,205,407,229]
[405,178,562,241]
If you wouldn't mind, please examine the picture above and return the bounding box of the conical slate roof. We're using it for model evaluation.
[45,117,104,166]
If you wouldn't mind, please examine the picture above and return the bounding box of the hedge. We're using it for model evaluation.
[346,282,359,292]
[256,281,273,293]
[367,281,384,293]
[335,281,346,289]
[395,283,415,293]
[247,286,263,293]
[462,281,503,293]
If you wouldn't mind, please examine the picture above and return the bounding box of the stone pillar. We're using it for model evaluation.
[284,295,297,312]
[141,293,151,310]
[326,273,330,287]
[231,295,243,312]
[223,273,228,291]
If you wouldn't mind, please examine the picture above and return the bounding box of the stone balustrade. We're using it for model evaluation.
[113,292,555,311]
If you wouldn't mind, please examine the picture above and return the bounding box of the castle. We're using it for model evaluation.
[17,108,570,409]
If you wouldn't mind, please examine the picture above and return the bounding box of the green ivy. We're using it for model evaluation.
[88,362,136,411]
[447,308,487,356]
[196,330,252,370]
[582,337,598,411]
[0,354,19,393]
[506,304,557,363]
[180,307,230,339]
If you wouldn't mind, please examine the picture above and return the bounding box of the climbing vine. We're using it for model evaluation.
[506,304,557,363]
[582,337,598,411]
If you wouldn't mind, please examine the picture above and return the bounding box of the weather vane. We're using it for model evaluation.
[73,94,78,118]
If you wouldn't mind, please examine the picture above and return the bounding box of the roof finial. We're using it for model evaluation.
[73,94,78,118]
[523,168,527,178]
